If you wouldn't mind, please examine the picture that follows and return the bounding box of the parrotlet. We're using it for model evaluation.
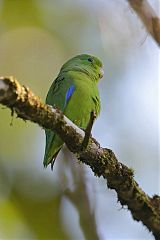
[43,54,104,168]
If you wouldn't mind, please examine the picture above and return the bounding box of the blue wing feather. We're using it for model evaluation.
[65,84,75,106]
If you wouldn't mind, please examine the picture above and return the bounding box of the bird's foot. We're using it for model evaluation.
[81,111,96,150]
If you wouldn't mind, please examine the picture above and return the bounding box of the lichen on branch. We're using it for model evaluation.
[0,76,160,239]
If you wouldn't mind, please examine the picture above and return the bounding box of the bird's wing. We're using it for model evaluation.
[43,74,75,167]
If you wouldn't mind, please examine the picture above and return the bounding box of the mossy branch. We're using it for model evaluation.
[0,76,160,239]
[127,0,160,46]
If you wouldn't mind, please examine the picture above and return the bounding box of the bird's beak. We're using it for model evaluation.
[99,68,104,79]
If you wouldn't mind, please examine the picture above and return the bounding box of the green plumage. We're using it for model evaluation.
[43,54,103,168]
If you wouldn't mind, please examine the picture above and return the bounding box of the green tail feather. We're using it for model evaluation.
[43,129,63,168]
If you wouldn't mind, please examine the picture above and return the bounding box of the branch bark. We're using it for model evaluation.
[127,0,160,46]
[0,76,160,239]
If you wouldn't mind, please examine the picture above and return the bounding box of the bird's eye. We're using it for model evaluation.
[88,58,93,63]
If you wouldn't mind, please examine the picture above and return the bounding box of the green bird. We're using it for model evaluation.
[43,54,103,168]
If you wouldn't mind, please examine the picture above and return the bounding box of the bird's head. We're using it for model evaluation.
[60,54,104,82]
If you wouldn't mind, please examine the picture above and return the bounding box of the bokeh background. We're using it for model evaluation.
[0,0,159,239]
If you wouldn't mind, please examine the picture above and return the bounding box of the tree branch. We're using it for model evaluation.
[63,159,100,240]
[127,0,160,46]
[0,76,160,239]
